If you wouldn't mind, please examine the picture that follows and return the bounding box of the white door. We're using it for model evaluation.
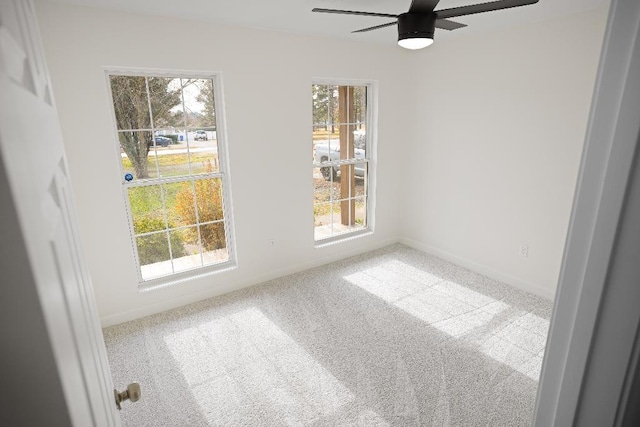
[0,1,120,425]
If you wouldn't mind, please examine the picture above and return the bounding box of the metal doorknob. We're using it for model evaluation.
[114,382,141,410]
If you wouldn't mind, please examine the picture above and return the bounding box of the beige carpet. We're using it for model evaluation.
[104,244,552,426]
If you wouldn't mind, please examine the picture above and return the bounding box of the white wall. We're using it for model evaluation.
[35,1,608,324]
[35,1,412,325]
[400,8,608,299]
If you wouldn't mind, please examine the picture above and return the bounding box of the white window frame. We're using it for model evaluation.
[312,78,377,247]
[105,68,236,291]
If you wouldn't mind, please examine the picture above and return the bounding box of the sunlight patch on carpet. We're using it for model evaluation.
[163,307,359,424]
[344,259,548,381]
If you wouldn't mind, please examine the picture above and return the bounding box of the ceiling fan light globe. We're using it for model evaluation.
[398,37,433,49]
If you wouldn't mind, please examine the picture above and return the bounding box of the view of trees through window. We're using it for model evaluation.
[312,83,370,241]
[109,74,231,282]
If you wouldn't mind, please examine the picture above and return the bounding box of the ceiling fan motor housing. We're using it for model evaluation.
[397,12,436,41]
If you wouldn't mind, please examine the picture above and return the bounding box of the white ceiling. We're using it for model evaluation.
[47,0,609,46]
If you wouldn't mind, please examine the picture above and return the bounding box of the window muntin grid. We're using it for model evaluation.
[108,73,233,284]
[312,83,371,242]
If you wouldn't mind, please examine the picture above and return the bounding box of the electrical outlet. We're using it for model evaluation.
[519,245,529,257]
[268,239,276,249]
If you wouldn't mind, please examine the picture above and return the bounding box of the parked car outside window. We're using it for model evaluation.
[154,136,172,147]
[194,130,208,141]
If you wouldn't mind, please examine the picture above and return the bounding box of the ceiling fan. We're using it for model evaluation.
[312,0,540,50]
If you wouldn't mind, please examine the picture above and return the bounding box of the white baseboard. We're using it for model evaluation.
[100,237,400,327]
[101,236,556,327]
[399,237,556,301]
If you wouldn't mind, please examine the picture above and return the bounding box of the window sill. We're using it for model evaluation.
[138,262,237,293]
[314,228,373,249]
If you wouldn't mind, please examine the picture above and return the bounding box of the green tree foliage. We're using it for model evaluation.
[312,85,366,132]
[312,84,334,130]
[110,76,182,178]
[195,79,216,128]
[353,86,367,130]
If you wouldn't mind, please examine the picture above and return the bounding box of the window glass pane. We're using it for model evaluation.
[196,79,217,128]
[354,197,367,230]
[357,162,368,196]
[353,129,367,157]
[315,143,335,165]
[120,148,131,179]
[312,123,339,164]
[156,129,190,178]
[314,219,329,240]
[314,198,361,240]
[312,86,342,165]
[170,227,202,273]
[119,131,158,180]
[334,86,361,160]
[345,85,352,124]
[148,77,183,129]
[204,245,229,266]
[145,150,162,180]
[354,86,367,127]
[137,231,173,280]
[199,222,227,262]
[328,85,338,129]
[164,181,196,227]
[316,201,349,240]
[336,164,356,200]
[188,127,220,174]
[337,86,366,159]
[333,86,350,125]
[314,202,331,230]
[312,125,325,162]
[181,79,216,128]
[176,223,200,251]
[153,129,178,146]
[312,85,330,127]
[314,176,332,206]
[313,162,366,202]
[312,86,339,150]
[109,75,151,130]
[331,201,347,234]
[127,185,165,234]
[195,178,224,222]
[313,163,324,182]
[339,199,355,229]
[336,124,358,160]
[315,139,339,181]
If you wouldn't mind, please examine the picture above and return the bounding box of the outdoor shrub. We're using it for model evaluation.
[175,177,226,251]
[134,217,187,265]
[199,222,226,251]
[164,134,179,144]
[128,186,162,221]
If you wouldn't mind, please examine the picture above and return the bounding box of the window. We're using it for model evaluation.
[312,82,372,242]
[108,72,234,285]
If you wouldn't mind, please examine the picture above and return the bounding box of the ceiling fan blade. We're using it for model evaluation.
[435,0,539,20]
[352,21,398,33]
[408,0,441,13]
[312,8,398,19]
[435,19,468,31]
